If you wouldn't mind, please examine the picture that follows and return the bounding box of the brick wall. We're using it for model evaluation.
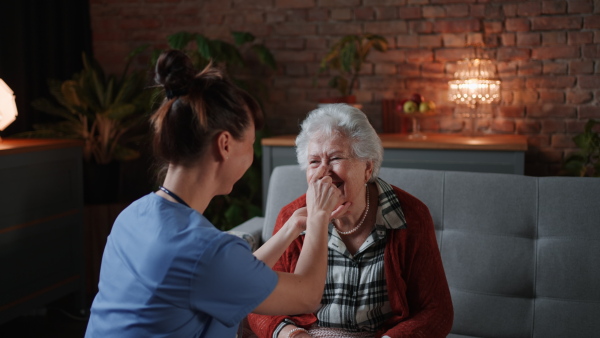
[89,0,600,176]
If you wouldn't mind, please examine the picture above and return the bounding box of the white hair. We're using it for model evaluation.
[295,104,383,182]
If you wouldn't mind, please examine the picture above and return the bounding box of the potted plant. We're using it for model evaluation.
[152,30,276,230]
[316,33,388,104]
[17,48,155,203]
[562,119,600,177]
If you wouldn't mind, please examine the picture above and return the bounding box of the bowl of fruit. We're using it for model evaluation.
[397,93,437,139]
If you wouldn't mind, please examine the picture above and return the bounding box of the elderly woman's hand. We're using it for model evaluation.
[306,165,349,225]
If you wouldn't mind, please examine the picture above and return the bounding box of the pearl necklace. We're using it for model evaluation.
[335,185,369,236]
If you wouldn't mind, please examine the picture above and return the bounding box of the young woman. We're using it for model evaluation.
[85,50,349,338]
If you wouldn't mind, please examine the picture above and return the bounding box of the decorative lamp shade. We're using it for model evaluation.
[448,59,501,108]
[0,79,18,131]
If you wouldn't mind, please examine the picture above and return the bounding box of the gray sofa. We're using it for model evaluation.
[231,165,600,338]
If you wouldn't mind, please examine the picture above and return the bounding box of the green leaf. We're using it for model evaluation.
[168,31,196,50]
[232,31,255,46]
[195,35,212,60]
[250,44,277,69]
[105,104,137,120]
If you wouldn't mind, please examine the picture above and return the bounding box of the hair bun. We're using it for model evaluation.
[154,50,195,97]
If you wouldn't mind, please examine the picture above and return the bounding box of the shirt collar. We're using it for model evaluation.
[374,177,407,230]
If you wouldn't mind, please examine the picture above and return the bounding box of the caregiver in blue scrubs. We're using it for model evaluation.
[85,50,349,338]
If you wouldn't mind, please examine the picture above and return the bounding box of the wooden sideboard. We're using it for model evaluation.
[261,133,528,209]
[0,139,85,324]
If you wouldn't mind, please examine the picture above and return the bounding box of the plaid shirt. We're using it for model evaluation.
[275,178,407,336]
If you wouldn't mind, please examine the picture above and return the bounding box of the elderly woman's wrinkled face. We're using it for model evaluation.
[306,133,372,214]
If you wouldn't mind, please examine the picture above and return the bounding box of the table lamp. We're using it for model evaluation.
[448,58,500,135]
[0,78,18,141]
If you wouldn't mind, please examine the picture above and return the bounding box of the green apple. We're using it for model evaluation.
[419,101,430,113]
[403,100,418,114]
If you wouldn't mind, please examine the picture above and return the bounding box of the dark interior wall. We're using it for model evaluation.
[0,0,92,136]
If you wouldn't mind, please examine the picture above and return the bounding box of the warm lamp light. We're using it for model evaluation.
[0,78,18,139]
[448,58,500,135]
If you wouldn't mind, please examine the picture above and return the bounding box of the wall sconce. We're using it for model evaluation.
[0,79,18,140]
[448,58,500,135]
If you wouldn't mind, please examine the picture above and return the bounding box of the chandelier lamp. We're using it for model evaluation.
[448,58,501,135]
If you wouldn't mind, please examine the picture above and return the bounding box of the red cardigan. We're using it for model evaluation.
[248,185,453,338]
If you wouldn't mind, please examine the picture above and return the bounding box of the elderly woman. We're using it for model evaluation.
[247,104,453,338]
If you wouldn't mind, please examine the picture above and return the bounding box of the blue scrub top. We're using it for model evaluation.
[85,193,278,338]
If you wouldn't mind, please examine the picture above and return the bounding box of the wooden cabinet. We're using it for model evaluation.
[0,139,85,325]
[261,133,528,209]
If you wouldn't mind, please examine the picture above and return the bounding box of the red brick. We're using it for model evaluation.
[285,38,305,50]
[532,46,579,60]
[517,32,541,46]
[528,104,577,118]
[497,47,530,61]
[498,106,525,118]
[274,23,317,36]
[567,91,593,104]
[467,33,484,46]
[266,12,286,23]
[491,119,516,133]
[542,119,566,133]
[420,35,442,47]
[434,19,481,33]
[569,31,594,45]
[409,20,434,34]
[532,17,582,30]
[584,15,600,29]
[275,0,315,8]
[580,106,600,119]
[397,34,419,48]
[318,22,362,35]
[517,90,540,104]
[517,2,541,16]
[423,5,445,18]
[374,6,399,20]
[421,62,445,78]
[539,91,565,103]
[365,21,408,35]
[568,0,594,14]
[375,63,397,75]
[331,8,353,20]
[435,48,472,62]
[542,1,567,14]
[306,37,328,50]
[406,49,434,63]
[445,4,469,17]
[506,18,530,32]
[527,76,576,89]
[541,32,567,45]
[397,63,421,77]
[365,0,408,5]
[484,21,503,34]
[308,8,329,21]
[369,50,406,63]
[443,34,466,47]
[528,135,551,148]
[399,6,422,20]
[579,75,600,89]
[285,64,306,76]
[551,134,576,148]
[501,33,516,46]
[582,45,600,58]
[543,62,568,74]
[518,61,543,76]
[497,61,518,77]
[517,120,542,134]
[503,4,518,17]
[355,7,376,20]
[569,60,594,74]
[320,0,361,6]
[469,4,486,18]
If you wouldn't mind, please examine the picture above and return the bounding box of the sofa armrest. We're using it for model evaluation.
[228,216,265,251]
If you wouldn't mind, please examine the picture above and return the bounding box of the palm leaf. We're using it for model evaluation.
[168,31,196,50]
[250,44,277,69]
[232,31,255,46]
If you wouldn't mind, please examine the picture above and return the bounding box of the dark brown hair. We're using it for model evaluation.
[151,49,263,169]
